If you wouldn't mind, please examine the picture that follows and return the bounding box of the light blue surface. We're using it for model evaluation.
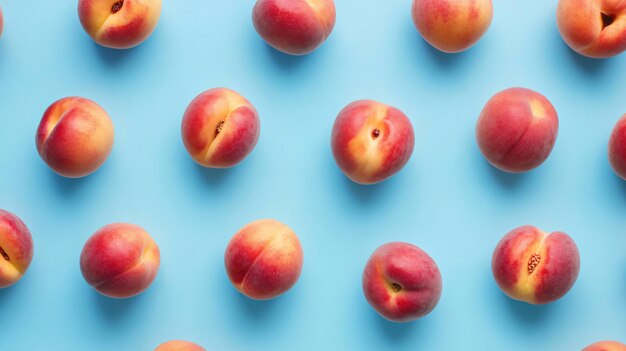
[0,1,624,350]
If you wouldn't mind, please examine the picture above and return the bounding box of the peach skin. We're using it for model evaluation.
[492,225,580,304]
[0,210,34,289]
[225,219,303,300]
[0,6,4,38]
[36,97,114,178]
[609,114,626,180]
[412,0,493,53]
[182,88,260,168]
[583,341,626,351]
[253,0,336,55]
[476,88,559,173]
[331,100,415,185]
[363,242,442,322]
[78,0,162,49]
[80,223,160,298]
[557,0,626,58]
[155,341,206,351]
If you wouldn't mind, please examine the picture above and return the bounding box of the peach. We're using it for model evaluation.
[492,225,580,304]
[182,88,260,169]
[78,0,162,49]
[362,242,442,322]
[0,210,34,289]
[583,341,626,351]
[476,88,559,173]
[80,223,160,298]
[609,114,626,180]
[225,219,303,300]
[253,0,336,55]
[331,100,415,185]
[411,0,493,53]
[0,6,4,38]
[36,97,114,178]
[557,0,626,58]
[154,341,206,351]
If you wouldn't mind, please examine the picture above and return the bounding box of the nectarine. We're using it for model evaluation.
[362,242,442,322]
[492,225,580,304]
[36,97,114,178]
[412,0,493,53]
[80,223,160,298]
[0,210,34,289]
[182,88,260,169]
[225,219,303,300]
[331,100,415,184]
[476,88,559,173]
[78,0,162,49]
[253,0,336,55]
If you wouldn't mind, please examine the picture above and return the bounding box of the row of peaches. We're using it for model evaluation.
[1,0,625,59]
[30,87,626,183]
[0,212,622,351]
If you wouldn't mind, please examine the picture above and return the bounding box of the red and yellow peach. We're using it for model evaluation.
[411,0,494,53]
[154,341,206,351]
[182,88,260,169]
[253,0,336,55]
[583,341,626,351]
[80,223,160,298]
[609,114,626,180]
[331,100,415,185]
[557,0,626,58]
[492,225,580,304]
[362,242,442,322]
[0,210,34,289]
[225,219,303,300]
[476,88,559,173]
[36,97,114,178]
[78,0,162,49]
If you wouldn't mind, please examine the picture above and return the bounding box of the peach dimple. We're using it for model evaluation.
[557,0,626,58]
[225,219,303,300]
[80,223,160,298]
[253,0,336,55]
[182,88,260,168]
[36,97,114,178]
[362,242,442,322]
[476,88,559,173]
[78,0,162,49]
[0,210,34,289]
[331,100,415,184]
[492,225,580,304]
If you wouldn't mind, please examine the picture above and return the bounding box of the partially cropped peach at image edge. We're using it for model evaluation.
[0,5,4,38]
[476,87,559,173]
[557,0,626,58]
[253,0,336,55]
[78,0,162,49]
[609,114,626,180]
[492,225,580,304]
[182,88,261,168]
[0,210,34,289]
[583,340,626,351]
[225,219,303,300]
[412,0,494,53]
[80,223,160,298]
[331,100,415,185]
[154,340,206,351]
[36,97,114,178]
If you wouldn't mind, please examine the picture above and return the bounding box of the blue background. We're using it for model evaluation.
[0,1,624,350]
